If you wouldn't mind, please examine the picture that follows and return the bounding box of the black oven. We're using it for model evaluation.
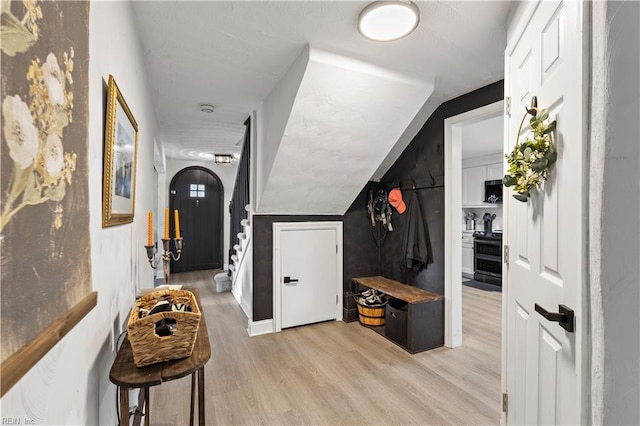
[473,232,502,286]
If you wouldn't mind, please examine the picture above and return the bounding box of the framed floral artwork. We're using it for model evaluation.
[1,0,96,395]
[102,74,139,227]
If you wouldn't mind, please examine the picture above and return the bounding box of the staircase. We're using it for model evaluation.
[229,204,252,318]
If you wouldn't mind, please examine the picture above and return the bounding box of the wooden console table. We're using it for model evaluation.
[109,287,211,426]
[353,276,444,353]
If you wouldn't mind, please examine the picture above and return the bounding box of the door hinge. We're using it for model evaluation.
[336,244,338,254]
[502,392,508,413]
[336,294,338,304]
[505,96,511,117]
[504,244,509,264]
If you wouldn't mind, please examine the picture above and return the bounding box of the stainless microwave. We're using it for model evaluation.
[484,180,503,203]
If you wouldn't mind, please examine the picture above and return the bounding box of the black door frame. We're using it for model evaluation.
[169,166,224,271]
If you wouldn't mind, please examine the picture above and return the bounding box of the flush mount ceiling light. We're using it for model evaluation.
[214,154,232,164]
[200,103,215,113]
[358,1,420,41]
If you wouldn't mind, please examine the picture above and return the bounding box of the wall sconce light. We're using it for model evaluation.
[358,1,420,42]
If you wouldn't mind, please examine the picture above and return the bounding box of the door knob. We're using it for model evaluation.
[283,276,299,284]
[534,303,575,332]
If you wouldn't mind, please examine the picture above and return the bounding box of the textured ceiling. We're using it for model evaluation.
[258,48,433,214]
[131,1,511,163]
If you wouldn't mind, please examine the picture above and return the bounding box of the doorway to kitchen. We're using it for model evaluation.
[461,114,504,292]
[444,100,503,348]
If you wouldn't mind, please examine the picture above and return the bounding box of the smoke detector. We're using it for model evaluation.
[200,103,215,113]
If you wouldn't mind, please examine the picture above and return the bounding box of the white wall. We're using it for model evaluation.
[1,2,158,424]
[461,115,504,160]
[256,45,309,209]
[590,2,640,424]
[462,207,503,232]
[164,159,238,270]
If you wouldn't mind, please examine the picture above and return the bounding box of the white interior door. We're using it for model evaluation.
[504,1,587,424]
[278,224,340,329]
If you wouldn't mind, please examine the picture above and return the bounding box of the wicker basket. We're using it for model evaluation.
[356,296,388,326]
[127,289,201,367]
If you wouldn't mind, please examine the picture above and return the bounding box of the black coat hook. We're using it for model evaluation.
[428,170,436,187]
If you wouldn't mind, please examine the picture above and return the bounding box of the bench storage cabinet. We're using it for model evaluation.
[353,276,444,353]
[386,299,409,347]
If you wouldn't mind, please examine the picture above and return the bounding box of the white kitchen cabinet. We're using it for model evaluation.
[461,233,474,276]
[462,165,486,207]
[486,162,504,181]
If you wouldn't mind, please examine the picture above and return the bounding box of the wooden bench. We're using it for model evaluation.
[353,276,444,353]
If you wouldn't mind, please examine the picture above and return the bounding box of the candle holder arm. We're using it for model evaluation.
[144,239,183,284]
[144,244,159,269]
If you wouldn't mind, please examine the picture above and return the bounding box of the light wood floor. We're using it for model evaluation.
[150,271,502,425]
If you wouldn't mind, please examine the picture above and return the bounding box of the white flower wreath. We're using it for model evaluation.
[503,98,557,202]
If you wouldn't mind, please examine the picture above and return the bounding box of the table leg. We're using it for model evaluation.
[189,373,196,426]
[198,367,205,426]
[119,387,129,426]
[144,386,150,426]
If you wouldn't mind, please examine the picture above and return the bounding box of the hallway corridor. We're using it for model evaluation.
[150,271,502,425]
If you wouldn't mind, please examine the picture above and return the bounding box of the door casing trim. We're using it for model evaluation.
[273,221,344,333]
[443,100,504,350]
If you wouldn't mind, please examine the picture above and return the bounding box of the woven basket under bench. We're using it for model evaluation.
[127,289,201,367]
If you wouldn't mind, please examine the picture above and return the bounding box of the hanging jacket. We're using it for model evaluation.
[401,192,434,271]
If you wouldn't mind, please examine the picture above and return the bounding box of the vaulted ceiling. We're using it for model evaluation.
[132,1,511,213]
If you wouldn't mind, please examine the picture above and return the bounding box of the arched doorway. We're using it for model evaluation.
[169,166,223,272]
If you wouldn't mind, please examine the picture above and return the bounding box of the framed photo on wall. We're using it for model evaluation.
[103,74,138,227]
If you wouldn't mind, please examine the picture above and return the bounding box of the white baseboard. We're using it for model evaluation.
[247,319,273,337]
[230,283,242,308]
[231,283,242,307]
[240,297,251,320]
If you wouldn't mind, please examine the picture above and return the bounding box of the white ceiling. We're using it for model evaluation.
[131,1,511,164]
[461,115,504,160]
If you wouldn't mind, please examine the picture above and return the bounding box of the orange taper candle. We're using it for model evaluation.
[147,211,153,246]
[164,207,169,239]
[174,209,181,240]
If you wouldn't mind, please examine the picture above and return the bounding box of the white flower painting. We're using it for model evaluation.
[2,95,38,169]
[0,0,93,392]
[42,53,64,106]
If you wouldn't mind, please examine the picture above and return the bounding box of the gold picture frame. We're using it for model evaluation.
[103,75,139,227]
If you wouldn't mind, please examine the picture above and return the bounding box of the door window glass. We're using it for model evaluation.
[189,184,205,198]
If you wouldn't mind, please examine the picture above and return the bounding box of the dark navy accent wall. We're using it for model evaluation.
[341,187,380,291]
